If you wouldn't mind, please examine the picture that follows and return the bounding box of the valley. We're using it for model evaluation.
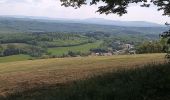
[0,16,169,100]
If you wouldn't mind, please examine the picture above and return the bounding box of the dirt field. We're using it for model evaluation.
[0,53,165,96]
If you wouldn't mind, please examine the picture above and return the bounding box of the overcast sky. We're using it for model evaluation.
[0,0,170,24]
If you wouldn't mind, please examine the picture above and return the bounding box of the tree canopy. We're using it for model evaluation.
[60,0,170,16]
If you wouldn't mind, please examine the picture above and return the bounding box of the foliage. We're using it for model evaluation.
[0,33,89,47]
[0,32,93,57]
[0,45,3,56]
[90,48,108,53]
[68,51,80,57]
[136,41,163,54]
[60,0,170,16]
[0,44,46,57]
[160,24,170,59]
[0,17,166,35]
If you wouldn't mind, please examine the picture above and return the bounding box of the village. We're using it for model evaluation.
[91,42,136,56]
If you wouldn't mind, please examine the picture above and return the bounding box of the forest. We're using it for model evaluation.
[0,31,165,60]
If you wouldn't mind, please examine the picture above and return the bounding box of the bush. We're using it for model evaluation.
[68,51,80,57]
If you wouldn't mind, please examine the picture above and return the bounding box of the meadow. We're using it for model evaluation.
[0,41,102,63]
[5,62,170,100]
[48,41,102,56]
[0,54,31,63]
[0,53,166,99]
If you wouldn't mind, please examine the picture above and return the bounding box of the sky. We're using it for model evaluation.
[0,0,170,24]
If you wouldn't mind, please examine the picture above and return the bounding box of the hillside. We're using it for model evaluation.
[79,18,164,27]
[6,62,170,100]
[1,16,164,27]
[0,17,167,36]
[0,53,165,97]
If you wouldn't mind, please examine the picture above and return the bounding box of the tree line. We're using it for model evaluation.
[0,44,46,57]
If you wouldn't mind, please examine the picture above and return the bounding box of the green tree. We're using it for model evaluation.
[3,44,20,56]
[60,0,170,16]
[0,45,3,56]
[136,41,163,54]
[160,25,170,58]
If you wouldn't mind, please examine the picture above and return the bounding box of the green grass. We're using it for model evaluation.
[48,41,102,56]
[0,53,164,74]
[51,39,89,46]
[38,37,90,47]
[0,54,32,63]
[3,63,170,100]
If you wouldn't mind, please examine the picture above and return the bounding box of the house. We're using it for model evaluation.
[129,50,136,54]
[91,52,113,56]
[91,52,100,56]
[113,50,126,55]
[123,44,134,50]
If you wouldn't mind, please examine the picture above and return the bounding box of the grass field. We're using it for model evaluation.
[0,54,32,63]
[0,41,102,63]
[49,38,89,46]
[48,41,102,56]
[0,53,165,97]
[6,63,170,100]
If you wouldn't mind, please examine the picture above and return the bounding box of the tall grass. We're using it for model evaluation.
[3,63,170,100]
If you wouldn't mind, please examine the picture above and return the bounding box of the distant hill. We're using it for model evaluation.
[0,16,167,36]
[80,18,164,27]
[1,16,164,27]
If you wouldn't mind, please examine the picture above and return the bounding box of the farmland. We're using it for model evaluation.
[0,41,102,63]
[7,62,170,100]
[0,32,97,58]
[0,17,166,60]
[48,41,102,56]
[0,25,165,60]
[0,53,165,98]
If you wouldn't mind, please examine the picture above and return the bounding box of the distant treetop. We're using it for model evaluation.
[60,0,170,16]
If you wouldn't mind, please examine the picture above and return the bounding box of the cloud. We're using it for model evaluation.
[0,0,27,3]
[0,0,169,24]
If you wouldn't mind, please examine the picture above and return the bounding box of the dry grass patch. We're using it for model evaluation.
[0,53,166,96]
